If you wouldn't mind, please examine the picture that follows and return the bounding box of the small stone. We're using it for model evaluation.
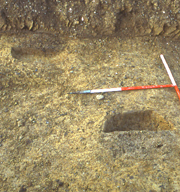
[56,180,64,187]
[96,95,104,100]
[17,119,25,127]
[19,185,27,192]
[4,108,9,112]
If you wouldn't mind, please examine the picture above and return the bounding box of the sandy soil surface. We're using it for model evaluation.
[0,32,180,192]
[0,0,180,192]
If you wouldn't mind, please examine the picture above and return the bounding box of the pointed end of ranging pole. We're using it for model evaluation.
[68,92,78,94]
[68,90,91,94]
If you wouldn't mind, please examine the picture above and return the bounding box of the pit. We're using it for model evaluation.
[103,110,174,133]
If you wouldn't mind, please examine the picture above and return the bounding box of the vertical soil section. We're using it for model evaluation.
[0,0,179,39]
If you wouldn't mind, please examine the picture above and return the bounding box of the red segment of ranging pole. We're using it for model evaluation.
[160,54,180,100]
[121,84,174,91]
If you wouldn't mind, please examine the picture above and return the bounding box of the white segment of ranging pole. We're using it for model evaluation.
[91,87,122,93]
[160,54,177,86]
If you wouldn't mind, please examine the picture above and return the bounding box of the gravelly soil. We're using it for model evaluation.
[0,32,180,192]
